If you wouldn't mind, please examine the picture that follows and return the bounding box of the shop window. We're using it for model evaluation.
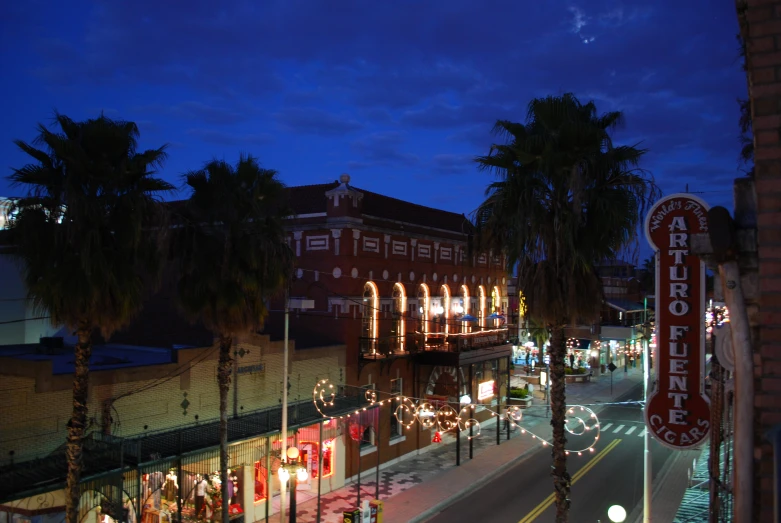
[389,378,403,438]
[253,462,268,503]
[298,440,334,479]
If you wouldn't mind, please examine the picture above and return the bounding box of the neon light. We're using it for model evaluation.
[478,380,495,400]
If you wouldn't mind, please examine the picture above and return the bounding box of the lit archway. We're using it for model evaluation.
[392,282,407,352]
[460,284,470,333]
[491,285,502,328]
[478,285,486,328]
[418,284,430,334]
[440,284,451,334]
[363,281,379,342]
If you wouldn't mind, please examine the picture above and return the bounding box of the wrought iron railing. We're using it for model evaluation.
[0,392,370,504]
[411,327,509,353]
[359,334,413,359]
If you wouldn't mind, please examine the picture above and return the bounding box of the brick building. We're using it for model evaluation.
[738,2,781,521]
[0,174,512,522]
[266,174,512,481]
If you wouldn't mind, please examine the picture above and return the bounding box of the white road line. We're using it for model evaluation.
[601,423,613,431]
[638,428,647,437]
[624,426,637,436]
[613,424,625,433]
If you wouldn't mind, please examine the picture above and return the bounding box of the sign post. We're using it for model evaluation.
[644,194,711,450]
[543,354,551,417]
[608,362,617,396]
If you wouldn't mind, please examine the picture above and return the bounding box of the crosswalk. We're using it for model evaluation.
[598,422,646,437]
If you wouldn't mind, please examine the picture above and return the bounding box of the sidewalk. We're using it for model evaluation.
[289,367,645,523]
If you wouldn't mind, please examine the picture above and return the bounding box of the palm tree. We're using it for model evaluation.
[4,113,172,523]
[475,94,659,522]
[174,155,293,523]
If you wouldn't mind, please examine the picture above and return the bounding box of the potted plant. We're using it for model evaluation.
[508,387,533,409]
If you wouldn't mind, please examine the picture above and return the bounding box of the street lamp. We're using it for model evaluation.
[278,447,309,523]
[608,504,627,522]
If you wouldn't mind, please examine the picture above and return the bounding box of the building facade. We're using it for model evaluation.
[267,174,512,481]
[0,334,357,523]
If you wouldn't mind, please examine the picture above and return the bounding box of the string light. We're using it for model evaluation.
[313,379,602,454]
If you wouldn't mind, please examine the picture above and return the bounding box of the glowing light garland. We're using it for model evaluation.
[312,379,603,453]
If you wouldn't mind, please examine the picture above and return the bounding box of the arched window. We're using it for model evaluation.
[478,285,486,328]
[440,285,451,334]
[392,283,406,353]
[460,284,470,333]
[417,284,430,334]
[362,282,379,353]
[492,286,501,314]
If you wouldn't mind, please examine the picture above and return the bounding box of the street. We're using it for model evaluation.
[425,382,676,523]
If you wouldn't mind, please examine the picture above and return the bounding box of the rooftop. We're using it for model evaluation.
[287,179,472,234]
[0,342,180,374]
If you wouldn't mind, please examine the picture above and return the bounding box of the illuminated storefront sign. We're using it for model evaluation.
[478,380,495,401]
[644,194,711,450]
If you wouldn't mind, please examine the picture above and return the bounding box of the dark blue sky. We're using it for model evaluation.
[1,1,747,223]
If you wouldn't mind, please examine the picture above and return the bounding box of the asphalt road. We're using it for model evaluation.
[425,383,676,523]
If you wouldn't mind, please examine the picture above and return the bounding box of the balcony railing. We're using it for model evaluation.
[412,327,509,353]
[359,334,412,359]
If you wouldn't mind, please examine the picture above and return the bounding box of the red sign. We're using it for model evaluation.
[644,194,711,450]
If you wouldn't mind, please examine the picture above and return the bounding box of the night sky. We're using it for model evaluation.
[0,1,747,231]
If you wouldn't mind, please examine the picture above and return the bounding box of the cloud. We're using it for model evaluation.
[401,102,514,129]
[349,131,419,168]
[185,128,274,146]
[430,154,476,175]
[274,108,364,136]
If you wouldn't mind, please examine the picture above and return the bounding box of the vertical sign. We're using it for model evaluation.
[644,194,711,450]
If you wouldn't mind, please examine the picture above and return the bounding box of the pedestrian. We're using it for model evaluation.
[569,353,575,368]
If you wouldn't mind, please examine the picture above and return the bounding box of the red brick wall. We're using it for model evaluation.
[742,1,781,521]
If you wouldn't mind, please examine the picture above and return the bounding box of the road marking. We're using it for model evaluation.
[638,428,647,437]
[517,439,622,523]
[601,423,613,431]
[624,426,637,436]
[613,424,625,433]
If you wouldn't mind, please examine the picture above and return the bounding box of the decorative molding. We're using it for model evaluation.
[418,244,432,258]
[333,267,342,279]
[331,229,342,255]
[477,253,488,265]
[353,229,361,256]
[306,235,329,251]
[392,240,408,256]
[440,247,452,261]
[363,236,380,253]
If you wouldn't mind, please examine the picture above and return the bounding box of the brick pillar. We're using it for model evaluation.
[740,1,781,521]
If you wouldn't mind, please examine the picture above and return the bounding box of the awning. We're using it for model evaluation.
[606,299,646,313]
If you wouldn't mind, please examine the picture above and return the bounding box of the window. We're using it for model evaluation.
[360,383,376,448]
[361,425,376,448]
[253,461,268,502]
[389,378,403,438]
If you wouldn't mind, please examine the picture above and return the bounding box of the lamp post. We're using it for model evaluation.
[278,447,308,523]
[280,291,313,523]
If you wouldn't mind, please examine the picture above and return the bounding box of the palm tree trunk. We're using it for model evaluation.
[65,322,93,523]
[549,326,570,523]
[217,335,233,523]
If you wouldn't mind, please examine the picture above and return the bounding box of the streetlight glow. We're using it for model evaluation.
[608,505,627,522]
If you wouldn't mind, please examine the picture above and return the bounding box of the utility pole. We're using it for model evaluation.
[643,296,651,523]
[280,287,289,523]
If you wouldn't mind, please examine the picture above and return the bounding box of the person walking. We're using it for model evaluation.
[569,353,575,368]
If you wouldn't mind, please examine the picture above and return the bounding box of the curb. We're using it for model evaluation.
[410,377,645,523]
